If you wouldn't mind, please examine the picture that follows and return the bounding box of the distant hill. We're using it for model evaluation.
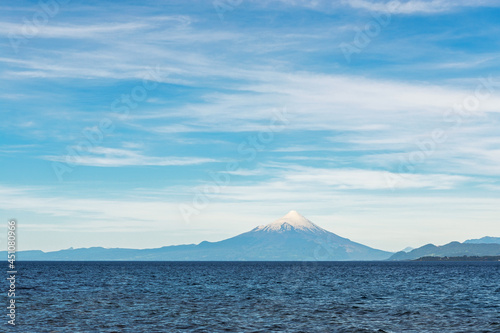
[464,236,500,244]
[389,242,500,261]
[2,211,393,261]
[401,247,414,253]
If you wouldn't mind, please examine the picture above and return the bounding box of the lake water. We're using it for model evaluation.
[8,261,500,332]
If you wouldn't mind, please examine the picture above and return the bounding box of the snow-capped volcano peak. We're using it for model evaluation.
[254,210,325,233]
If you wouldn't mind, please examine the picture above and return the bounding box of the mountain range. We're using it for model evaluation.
[389,241,500,260]
[463,236,500,244]
[5,210,499,261]
[8,211,392,261]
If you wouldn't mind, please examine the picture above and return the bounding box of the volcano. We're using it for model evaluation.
[185,210,393,261]
[11,210,393,261]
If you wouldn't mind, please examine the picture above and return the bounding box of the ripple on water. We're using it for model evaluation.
[12,261,500,332]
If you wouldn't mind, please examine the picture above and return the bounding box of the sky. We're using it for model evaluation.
[1,0,500,252]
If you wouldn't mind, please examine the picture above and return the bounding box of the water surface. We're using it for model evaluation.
[9,261,500,332]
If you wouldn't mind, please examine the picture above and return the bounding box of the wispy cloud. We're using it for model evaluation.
[279,166,469,190]
[0,144,38,154]
[0,185,183,232]
[343,0,500,14]
[2,1,500,252]
[1,21,149,38]
[43,147,220,167]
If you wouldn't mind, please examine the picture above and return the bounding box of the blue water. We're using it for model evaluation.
[7,261,500,332]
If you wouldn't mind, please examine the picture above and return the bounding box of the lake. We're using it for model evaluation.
[9,261,500,332]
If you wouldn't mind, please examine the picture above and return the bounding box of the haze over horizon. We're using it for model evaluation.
[1,0,500,252]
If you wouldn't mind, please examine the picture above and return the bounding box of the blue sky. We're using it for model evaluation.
[1,0,500,252]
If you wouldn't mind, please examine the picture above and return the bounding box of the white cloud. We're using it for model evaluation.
[0,15,193,39]
[280,167,469,190]
[1,22,148,38]
[344,0,500,14]
[0,185,182,231]
[43,147,220,167]
[2,1,499,253]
